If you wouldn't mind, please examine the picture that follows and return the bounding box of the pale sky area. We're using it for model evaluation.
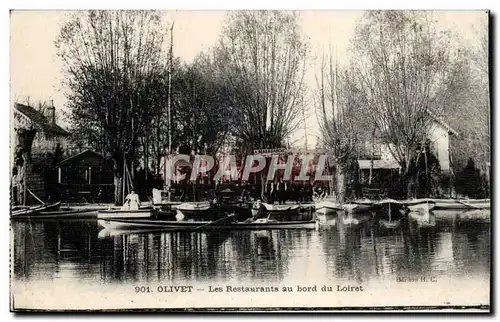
[10,10,488,149]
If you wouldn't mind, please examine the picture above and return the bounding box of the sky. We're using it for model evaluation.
[10,10,488,149]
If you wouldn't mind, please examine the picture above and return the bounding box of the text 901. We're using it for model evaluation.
[135,286,153,293]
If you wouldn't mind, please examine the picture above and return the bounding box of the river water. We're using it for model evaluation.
[10,211,490,311]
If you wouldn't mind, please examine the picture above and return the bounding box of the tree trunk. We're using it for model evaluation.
[369,127,376,185]
[114,175,123,206]
[12,128,37,206]
[406,175,415,199]
[336,165,346,203]
[260,173,265,201]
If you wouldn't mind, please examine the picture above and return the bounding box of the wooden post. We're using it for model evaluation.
[23,156,27,206]
[122,154,126,204]
[88,166,92,184]
[58,167,62,184]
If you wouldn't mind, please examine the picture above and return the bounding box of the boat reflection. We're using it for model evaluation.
[408,210,437,228]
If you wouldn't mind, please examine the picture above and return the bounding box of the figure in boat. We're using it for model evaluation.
[122,190,140,210]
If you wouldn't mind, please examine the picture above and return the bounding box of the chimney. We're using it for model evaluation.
[47,100,56,125]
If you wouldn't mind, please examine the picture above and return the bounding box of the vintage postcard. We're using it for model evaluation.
[9,10,491,312]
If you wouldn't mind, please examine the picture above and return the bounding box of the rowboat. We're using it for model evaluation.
[251,202,301,217]
[433,199,490,210]
[175,201,236,222]
[11,201,61,217]
[299,203,316,211]
[405,198,436,212]
[11,207,101,220]
[176,201,211,213]
[97,208,153,219]
[342,199,373,214]
[97,217,317,232]
[373,199,404,221]
[315,200,344,215]
[314,201,343,226]
[263,203,300,213]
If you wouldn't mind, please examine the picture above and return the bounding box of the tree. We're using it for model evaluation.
[214,10,308,153]
[443,23,490,180]
[315,53,363,202]
[56,10,169,204]
[455,158,484,198]
[11,128,37,205]
[172,55,233,156]
[213,11,308,199]
[353,11,455,197]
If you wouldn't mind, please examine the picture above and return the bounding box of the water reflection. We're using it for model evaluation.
[11,212,490,287]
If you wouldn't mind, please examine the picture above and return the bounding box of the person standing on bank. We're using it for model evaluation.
[276,178,288,205]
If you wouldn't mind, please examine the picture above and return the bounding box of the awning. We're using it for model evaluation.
[358,159,401,170]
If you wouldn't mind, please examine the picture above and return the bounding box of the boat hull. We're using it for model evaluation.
[342,202,373,214]
[373,200,404,221]
[315,201,343,216]
[251,203,302,220]
[98,218,318,231]
[434,199,491,210]
[12,208,99,220]
[406,199,436,212]
[97,209,153,219]
[11,201,61,217]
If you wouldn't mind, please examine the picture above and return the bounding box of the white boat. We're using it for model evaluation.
[97,208,153,219]
[11,201,61,218]
[251,202,301,218]
[315,200,343,215]
[175,201,216,220]
[342,199,373,214]
[176,201,211,212]
[405,198,436,212]
[97,217,317,232]
[434,198,491,210]
[262,203,300,213]
[373,199,404,221]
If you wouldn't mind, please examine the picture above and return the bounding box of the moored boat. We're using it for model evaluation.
[251,201,301,220]
[97,208,154,219]
[315,200,343,215]
[405,198,436,212]
[12,207,101,220]
[175,201,225,221]
[342,199,373,214]
[373,199,404,221]
[97,217,317,232]
[434,198,491,210]
[11,201,61,217]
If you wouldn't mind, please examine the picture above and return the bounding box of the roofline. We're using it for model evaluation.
[426,109,459,136]
[55,149,103,167]
[14,103,70,136]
